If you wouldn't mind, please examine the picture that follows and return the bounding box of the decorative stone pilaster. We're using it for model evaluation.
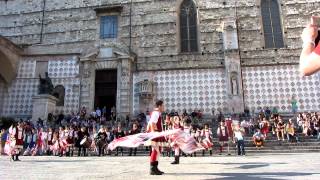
[222,18,244,114]
[116,57,134,119]
[79,57,96,112]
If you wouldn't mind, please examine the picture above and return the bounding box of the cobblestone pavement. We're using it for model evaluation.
[1,153,320,180]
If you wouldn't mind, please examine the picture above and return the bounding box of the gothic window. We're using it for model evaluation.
[180,0,198,53]
[100,15,118,39]
[261,0,284,48]
[53,85,65,106]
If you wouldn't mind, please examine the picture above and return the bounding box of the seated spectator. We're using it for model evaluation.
[315,118,320,140]
[303,119,311,136]
[297,113,304,133]
[260,118,270,139]
[270,115,276,135]
[197,110,203,119]
[252,129,265,149]
[191,109,198,119]
[276,118,285,141]
[240,119,250,135]
[248,119,255,135]
[182,109,188,118]
[286,119,298,143]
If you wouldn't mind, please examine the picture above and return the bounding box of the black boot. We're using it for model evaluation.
[171,156,179,164]
[155,161,164,174]
[150,162,162,175]
[11,155,15,161]
[15,154,20,161]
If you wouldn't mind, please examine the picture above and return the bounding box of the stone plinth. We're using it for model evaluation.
[32,94,58,122]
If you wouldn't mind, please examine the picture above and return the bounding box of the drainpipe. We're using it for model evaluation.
[39,0,46,44]
[78,59,82,111]
[129,0,133,53]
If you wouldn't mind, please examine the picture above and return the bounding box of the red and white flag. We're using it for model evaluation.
[108,129,206,154]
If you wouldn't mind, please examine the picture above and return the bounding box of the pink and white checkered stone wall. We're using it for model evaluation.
[1,57,80,117]
[133,68,228,115]
[242,65,320,113]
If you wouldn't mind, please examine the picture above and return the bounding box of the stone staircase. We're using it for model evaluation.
[67,133,320,157]
[68,114,320,156]
[211,134,320,154]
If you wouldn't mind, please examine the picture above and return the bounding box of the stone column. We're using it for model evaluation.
[222,18,244,114]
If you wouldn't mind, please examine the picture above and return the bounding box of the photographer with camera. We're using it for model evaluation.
[300,16,320,76]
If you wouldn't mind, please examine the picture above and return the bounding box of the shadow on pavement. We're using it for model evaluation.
[165,172,319,180]
[187,162,287,169]
[28,159,91,163]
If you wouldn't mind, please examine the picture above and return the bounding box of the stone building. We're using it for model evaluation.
[0,0,319,120]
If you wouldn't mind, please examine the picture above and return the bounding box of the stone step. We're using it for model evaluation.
[226,146,320,150]
[64,146,320,157]
[82,149,320,156]
[234,143,320,147]
[212,138,319,143]
[212,136,318,141]
[71,144,320,152]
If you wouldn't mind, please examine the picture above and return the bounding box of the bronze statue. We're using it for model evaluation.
[38,72,54,95]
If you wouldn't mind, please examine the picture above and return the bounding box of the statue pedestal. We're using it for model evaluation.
[32,94,58,123]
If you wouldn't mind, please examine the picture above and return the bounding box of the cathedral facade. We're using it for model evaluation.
[0,0,319,120]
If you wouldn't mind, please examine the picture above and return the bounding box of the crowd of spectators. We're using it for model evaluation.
[1,106,320,157]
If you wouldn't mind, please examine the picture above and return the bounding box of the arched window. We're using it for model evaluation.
[180,0,198,53]
[261,0,284,48]
[53,85,65,106]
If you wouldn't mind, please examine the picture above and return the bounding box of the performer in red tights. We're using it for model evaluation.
[147,100,166,175]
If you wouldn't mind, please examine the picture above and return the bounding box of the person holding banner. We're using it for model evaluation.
[147,100,166,175]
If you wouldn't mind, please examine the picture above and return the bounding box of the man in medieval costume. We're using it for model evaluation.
[147,100,166,175]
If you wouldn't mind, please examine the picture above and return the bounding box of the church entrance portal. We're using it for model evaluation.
[94,69,117,118]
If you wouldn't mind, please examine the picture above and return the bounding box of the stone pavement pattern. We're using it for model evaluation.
[1,153,320,180]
